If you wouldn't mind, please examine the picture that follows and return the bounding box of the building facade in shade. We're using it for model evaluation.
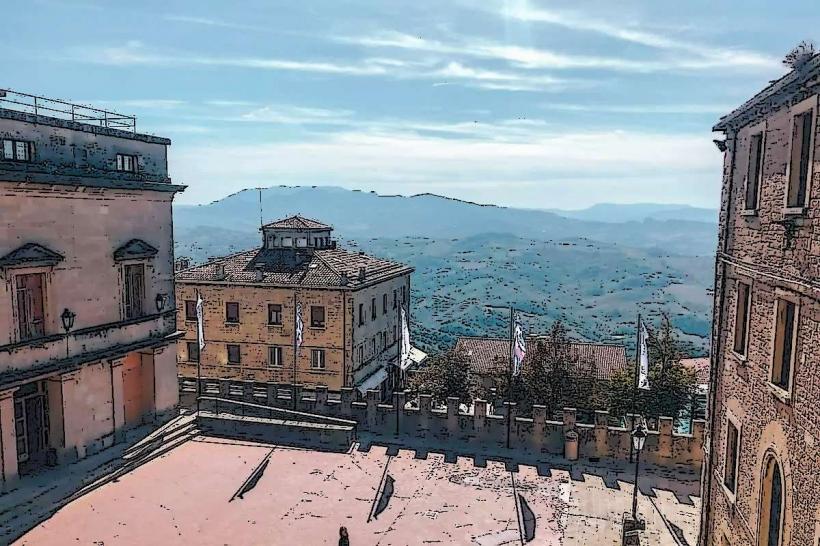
[700,53,820,546]
[175,216,414,399]
[0,90,184,491]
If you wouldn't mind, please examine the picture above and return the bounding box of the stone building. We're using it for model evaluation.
[0,90,184,490]
[175,215,414,399]
[454,336,627,408]
[700,51,820,545]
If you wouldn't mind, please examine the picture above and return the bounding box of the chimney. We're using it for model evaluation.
[175,257,190,271]
[214,263,226,280]
[254,265,265,282]
[357,267,366,281]
[340,272,349,286]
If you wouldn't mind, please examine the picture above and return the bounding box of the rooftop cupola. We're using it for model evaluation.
[260,215,336,250]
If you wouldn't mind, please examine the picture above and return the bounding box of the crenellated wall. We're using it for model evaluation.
[180,378,704,468]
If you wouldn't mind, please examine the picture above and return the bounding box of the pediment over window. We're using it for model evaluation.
[113,239,158,261]
[0,243,64,268]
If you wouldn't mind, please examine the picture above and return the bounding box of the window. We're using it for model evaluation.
[787,110,814,209]
[382,294,388,315]
[401,286,406,304]
[723,419,740,495]
[116,153,137,172]
[269,346,283,367]
[227,344,241,365]
[772,299,798,391]
[2,139,33,162]
[225,302,240,323]
[371,337,376,353]
[268,303,282,325]
[371,297,376,320]
[187,342,200,362]
[357,345,364,363]
[185,300,197,321]
[358,303,365,326]
[746,132,764,211]
[123,264,145,320]
[15,273,45,340]
[310,305,325,328]
[393,289,397,309]
[296,237,307,247]
[758,456,784,546]
[282,237,293,247]
[733,281,751,356]
[311,349,325,369]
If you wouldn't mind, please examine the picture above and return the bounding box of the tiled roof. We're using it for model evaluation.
[175,246,412,288]
[261,215,332,231]
[454,336,628,381]
[680,357,710,385]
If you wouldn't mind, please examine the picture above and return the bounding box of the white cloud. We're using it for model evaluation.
[496,1,780,70]
[66,42,577,92]
[339,29,780,73]
[540,103,732,115]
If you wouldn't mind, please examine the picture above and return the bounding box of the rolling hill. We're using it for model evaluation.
[174,186,716,355]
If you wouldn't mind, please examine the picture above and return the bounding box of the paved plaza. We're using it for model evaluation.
[14,437,700,545]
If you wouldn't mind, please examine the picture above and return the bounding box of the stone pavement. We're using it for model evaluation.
[13,436,701,545]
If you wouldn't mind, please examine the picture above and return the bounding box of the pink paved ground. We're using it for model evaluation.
[14,437,697,545]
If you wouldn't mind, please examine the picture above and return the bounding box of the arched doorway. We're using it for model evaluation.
[758,453,784,546]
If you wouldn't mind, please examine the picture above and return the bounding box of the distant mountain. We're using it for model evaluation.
[175,186,717,257]
[546,203,718,224]
[173,186,715,355]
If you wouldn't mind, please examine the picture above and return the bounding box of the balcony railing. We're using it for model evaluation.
[0,89,136,133]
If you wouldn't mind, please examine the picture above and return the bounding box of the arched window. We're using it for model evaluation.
[758,454,784,546]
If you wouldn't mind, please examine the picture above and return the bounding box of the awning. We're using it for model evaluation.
[356,367,389,394]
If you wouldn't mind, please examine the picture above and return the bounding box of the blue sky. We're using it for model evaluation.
[4,1,816,208]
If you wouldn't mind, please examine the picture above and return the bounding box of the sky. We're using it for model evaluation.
[3,1,816,209]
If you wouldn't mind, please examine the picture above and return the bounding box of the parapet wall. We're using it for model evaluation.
[179,378,704,468]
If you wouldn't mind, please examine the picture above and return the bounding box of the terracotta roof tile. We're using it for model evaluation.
[175,246,412,288]
[680,357,710,385]
[454,336,628,381]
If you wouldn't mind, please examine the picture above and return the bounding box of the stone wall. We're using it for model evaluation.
[180,378,704,468]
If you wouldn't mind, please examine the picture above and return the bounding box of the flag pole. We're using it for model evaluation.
[629,313,641,463]
[293,294,298,410]
[196,290,202,416]
[507,305,514,450]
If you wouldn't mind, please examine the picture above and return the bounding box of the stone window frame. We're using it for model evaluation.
[757,450,786,546]
[767,289,800,402]
[740,119,767,216]
[267,303,283,326]
[225,301,240,324]
[731,276,754,361]
[184,299,197,322]
[116,153,138,173]
[783,94,817,216]
[721,409,742,504]
[310,305,326,329]
[8,266,53,343]
[226,343,241,365]
[311,348,326,369]
[186,341,199,363]
[268,345,283,368]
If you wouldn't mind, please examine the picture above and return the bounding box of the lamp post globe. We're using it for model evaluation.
[632,423,647,452]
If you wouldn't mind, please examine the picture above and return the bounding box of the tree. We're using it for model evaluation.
[607,314,698,421]
[491,321,602,415]
[408,349,479,406]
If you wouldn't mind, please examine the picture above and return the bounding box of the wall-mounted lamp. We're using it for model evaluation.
[60,308,76,333]
[155,293,169,312]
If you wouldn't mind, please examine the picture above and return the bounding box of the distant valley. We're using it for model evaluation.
[174,186,716,355]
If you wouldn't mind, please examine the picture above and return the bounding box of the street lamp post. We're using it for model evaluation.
[60,308,76,359]
[631,422,648,520]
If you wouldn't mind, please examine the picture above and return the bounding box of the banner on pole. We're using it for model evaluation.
[638,320,650,390]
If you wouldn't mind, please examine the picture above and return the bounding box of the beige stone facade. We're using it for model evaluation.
[175,216,413,397]
[0,94,183,491]
[701,56,820,545]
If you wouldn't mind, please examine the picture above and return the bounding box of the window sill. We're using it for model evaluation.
[730,350,748,365]
[782,206,807,217]
[267,323,283,328]
[184,318,198,323]
[739,209,758,217]
[767,382,792,404]
[309,325,326,331]
[224,321,240,326]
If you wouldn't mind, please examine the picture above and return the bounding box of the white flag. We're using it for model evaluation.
[512,318,526,376]
[196,291,205,351]
[295,302,303,348]
[638,320,650,390]
[400,307,411,370]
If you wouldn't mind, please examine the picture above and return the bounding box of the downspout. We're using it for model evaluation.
[699,129,737,546]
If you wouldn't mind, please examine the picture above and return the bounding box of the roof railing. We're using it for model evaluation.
[0,88,136,133]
